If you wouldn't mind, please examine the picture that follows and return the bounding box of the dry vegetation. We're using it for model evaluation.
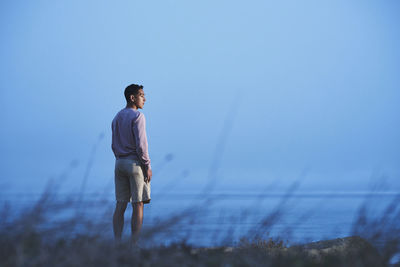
[1,180,399,267]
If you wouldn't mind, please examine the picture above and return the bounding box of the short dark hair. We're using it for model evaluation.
[124,84,143,102]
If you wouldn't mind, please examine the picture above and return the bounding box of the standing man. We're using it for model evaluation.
[111,84,152,244]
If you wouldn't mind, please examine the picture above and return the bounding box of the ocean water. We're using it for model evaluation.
[145,191,398,246]
[1,190,398,247]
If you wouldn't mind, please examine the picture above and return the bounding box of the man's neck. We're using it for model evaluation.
[126,104,137,110]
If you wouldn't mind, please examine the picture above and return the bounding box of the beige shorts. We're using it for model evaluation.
[114,158,151,204]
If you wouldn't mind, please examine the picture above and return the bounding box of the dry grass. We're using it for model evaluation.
[1,179,399,267]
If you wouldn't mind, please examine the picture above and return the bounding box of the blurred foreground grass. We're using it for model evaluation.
[1,180,399,266]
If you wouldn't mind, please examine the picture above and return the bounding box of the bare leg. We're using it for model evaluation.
[131,201,144,244]
[113,201,128,242]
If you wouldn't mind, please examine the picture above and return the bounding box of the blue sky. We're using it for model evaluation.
[1,0,399,194]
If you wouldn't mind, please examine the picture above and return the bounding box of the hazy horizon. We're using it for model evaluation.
[1,1,399,195]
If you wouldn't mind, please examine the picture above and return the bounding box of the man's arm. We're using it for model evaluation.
[133,113,152,182]
[111,121,116,156]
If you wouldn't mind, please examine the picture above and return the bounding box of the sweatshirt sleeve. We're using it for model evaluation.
[132,113,151,170]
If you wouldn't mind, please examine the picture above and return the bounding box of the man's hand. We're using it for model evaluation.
[144,168,152,183]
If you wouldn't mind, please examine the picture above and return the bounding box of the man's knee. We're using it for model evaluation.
[115,201,128,213]
[132,201,143,209]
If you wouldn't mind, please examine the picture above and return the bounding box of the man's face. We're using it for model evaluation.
[134,89,146,109]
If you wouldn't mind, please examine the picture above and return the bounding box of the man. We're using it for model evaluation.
[111,84,153,243]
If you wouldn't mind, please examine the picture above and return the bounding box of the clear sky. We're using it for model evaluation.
[1,0,399,195]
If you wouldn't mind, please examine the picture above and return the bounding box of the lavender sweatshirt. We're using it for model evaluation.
[111,108,151,170]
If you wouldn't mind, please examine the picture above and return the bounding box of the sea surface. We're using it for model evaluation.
[1,190,398,247]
